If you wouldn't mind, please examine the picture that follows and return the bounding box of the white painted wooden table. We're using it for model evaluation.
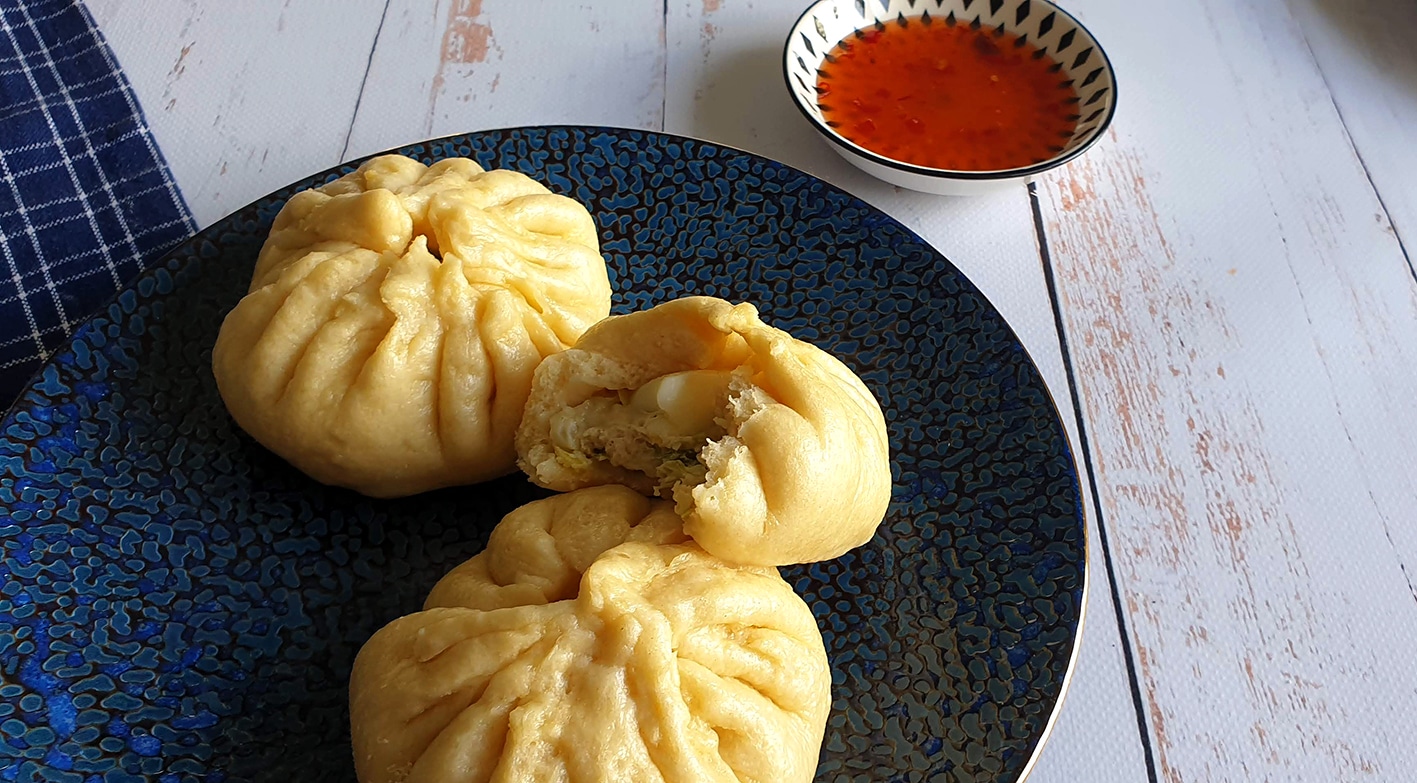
[86,0,1417,779]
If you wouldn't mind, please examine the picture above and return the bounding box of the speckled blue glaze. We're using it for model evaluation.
[0,127,1083,782]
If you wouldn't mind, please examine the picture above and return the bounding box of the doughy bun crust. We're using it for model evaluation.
[213,154,611,498]
[516,296,892,566]
[423,485,688,611]
[350,488,831,783]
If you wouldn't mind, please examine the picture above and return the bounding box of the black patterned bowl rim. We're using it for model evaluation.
[782,0,1119,181]
[0,125,1090,781]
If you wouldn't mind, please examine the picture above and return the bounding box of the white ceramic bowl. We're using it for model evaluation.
[784,0,1117,195]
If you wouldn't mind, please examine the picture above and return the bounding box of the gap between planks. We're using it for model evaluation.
[340,0,396,163]
[1029,182,1162,783]
[1287,21,1417,286]
[661,0,670,131]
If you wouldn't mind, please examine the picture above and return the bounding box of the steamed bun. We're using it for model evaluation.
[515,296,892,566]
[423,484,688,611]
[350,487,831,783]
[212,154,611,497]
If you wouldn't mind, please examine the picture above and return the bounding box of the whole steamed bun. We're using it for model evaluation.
[515,296,892,566]
[212,154,611,498]
[350,486,831,783]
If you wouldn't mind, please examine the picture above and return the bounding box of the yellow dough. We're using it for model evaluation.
[212,154,611,498]
[515,296,892,566]
[349,487,831,783]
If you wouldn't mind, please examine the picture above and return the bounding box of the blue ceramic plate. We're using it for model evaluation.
[0,127,1084,783]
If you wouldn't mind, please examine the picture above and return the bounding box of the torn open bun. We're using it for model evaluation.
[515,296,891,566]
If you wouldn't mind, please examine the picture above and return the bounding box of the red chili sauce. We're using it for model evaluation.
[816,18,1079,171]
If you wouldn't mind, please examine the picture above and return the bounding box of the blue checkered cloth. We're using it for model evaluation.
[0,0,193,406]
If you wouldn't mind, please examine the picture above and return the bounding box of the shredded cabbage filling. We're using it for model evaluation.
[549,370,737,512]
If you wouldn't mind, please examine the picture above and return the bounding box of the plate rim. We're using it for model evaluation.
[0,123,1091,782]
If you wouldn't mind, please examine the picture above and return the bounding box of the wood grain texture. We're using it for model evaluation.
[1036,0,1417,779]
[85,0,388,227]
[342,0,666,161]
[665,2,1152,781]
[1288,0,1417,275]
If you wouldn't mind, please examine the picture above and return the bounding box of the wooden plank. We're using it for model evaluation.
[1035,0,1417,779]
[343,0,666,161]
[1288,0,1417,273]
[665,2,1154,782]
[86,0,388,227]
